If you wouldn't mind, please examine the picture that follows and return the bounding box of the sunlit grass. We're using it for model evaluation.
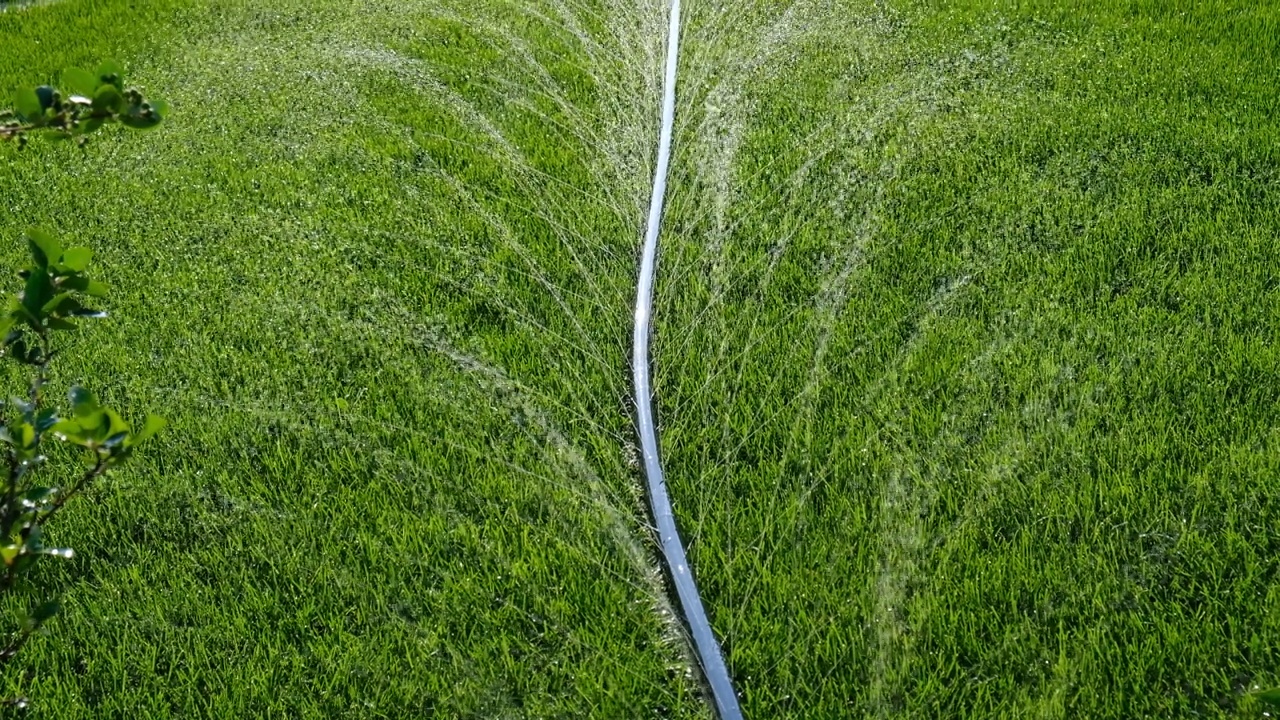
[0,0,704,716]
[658,1,1280,717]
[0,0,1278,717]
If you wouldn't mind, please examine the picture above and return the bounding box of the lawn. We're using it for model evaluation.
[659,1,1280,716]
[0,0,1278,718]
[0,0,703,716]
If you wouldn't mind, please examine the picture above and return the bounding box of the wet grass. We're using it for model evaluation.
[659,1,1280,717]
[1,0,1278,717]
[0,0,706,716]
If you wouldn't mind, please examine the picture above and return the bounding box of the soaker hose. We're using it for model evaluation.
[632,1,744,718]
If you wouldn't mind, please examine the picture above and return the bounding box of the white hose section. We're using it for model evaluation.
[633,1,743,718]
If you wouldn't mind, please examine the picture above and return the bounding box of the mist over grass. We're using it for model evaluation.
[659,1,1280,717]
[0,0,704,716]
[0,0,1278,717]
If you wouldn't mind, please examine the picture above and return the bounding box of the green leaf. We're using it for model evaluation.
[77,117,104,135]
[25,228,61,268]
[30,599,60,623]
[62,275,108,298]
[49,419,88,446]
[149,98,169,119]
[21,269,53,320]
[119,115,163,130]
[62,68,98,97]
[92,85,123,114]
[95,61,124,88]
[1258,687,1280,708]
[5,339,27,364]
[58,247,92,273]
[7,297,37,327]
[22,487,55,504]
[49,418,78,433]
[41,291,78,315]
[45,317,77,331]
[104,408,129,436]
[131,415,166,445]
[24,525,41,551]
[69,386,101,419]
[49,419,79,435]
[78,414,103,438]
[14,88,41,121]
[34,409,58,433]
[34,85,55,111]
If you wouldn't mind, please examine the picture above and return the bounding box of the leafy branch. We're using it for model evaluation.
[0,61,167,706]
[0,61,166,148]
[0,229,165,672]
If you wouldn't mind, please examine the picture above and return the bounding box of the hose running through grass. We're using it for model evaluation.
[632,2,742,718]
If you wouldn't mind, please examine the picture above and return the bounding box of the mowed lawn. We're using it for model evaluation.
[657,1,1280,717]
[0,0,1278,718]
[0,0,707,716]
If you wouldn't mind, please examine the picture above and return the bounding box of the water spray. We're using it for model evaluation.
[632,1,743,718]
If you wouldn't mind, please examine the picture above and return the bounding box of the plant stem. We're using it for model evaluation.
[0,625,32,666]
[39,457,107,526]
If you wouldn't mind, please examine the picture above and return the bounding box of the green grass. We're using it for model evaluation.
[0,0,704,716]
[1,0,1279,717]
[660,1,1280,717]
